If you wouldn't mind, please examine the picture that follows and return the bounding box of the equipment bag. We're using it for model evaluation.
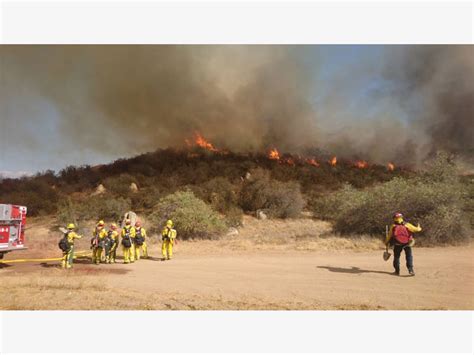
[135,234,144,246]
[59,233,71,252]
[122,235,132,248]
[392,224,412,244]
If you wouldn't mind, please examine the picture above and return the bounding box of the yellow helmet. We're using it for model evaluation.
[110,223,117,230]
[67,223,75,230]
[97,220,105,227]
[166,220,173,227]
[393,212,404,224]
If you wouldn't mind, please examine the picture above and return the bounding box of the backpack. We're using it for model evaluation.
[59,233,71,252]
[392,223,412,244]
[135,228,144,246]
[121,228,132,248]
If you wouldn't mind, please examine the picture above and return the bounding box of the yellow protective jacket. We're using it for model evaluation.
[162,226,177,240]
[385,222,422,245]
[121,225,136,239]
[66,231,82,245]
[108,230,119,241]
[133,226,147,239]
[93,227,108,240]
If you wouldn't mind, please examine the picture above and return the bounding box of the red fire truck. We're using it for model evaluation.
[0,204,27,259]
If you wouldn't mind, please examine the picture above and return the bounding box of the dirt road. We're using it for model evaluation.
[2,245,472,310]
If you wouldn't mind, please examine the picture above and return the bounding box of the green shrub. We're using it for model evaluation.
[313,154,470,245]
[148,190,227,239]
[239,168,305,218]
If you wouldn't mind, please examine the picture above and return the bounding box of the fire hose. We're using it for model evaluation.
[0,250,92,264]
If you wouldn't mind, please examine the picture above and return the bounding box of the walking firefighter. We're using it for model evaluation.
[58,223,82,269]
[161,219,177,261]
[385,212,422,276]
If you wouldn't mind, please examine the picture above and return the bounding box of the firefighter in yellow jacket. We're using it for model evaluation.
[385,212,422,276]
[61,223,82,269]
[121,219,136,264]
[133,221,148,260]
[106,223,119,264]
[161,220,177,261]
[91,220,108,265]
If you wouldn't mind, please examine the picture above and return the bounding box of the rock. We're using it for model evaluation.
[226,227,239,236]
[245,172,252,180]
[122,211,137,227]
[256,210,267,220]
[129,182,139,192]
[92,184,106,195]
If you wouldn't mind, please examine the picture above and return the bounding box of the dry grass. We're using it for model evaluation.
[13,215,383,262]
[177,216,382,255]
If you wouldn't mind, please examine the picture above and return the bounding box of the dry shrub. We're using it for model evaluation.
[239,168,305,218]
[57,194,131,225]
[103,173,138,196]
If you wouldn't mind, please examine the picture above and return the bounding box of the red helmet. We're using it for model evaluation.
[135,221,141,227]
[393,212,403,220]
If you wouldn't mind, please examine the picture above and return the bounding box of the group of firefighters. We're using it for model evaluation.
[60,211,422,276]
[60,219,177,269]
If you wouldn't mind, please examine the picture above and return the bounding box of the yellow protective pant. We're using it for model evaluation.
[122,246,132,263]
[141,242,148,258]
[107,244,117,263]
[134,243,141,261]
[134,242,148,259]
[162,239,174,259]
[92,247,103,264]
[130,244,135,262]
[61,246,74,268]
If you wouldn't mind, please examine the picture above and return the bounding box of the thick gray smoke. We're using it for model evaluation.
[1,45,472,169]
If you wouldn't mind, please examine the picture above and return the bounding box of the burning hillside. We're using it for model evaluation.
[183,132,396,171]
[0,133,409,218]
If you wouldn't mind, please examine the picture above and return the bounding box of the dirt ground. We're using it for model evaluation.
[1,217,473,310]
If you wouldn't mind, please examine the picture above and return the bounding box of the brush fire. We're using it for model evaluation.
[184,133,398,171]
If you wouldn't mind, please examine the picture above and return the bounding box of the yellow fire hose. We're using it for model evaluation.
[0,251,92,264]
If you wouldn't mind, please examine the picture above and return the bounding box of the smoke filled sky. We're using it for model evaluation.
[1,45,473,174]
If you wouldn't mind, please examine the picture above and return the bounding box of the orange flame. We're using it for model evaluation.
[354,160,368,169]
[268,148,280,160]
[329,156,337,166]
[387,162,395,171]
[306,158,319,167]
[283,157,295,166]
[194,133,218,152]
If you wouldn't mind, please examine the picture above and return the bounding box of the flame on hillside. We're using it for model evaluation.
[268,148,280,160]
[305,158,319,167]
[354,160,368,169]
[184,134,398,172]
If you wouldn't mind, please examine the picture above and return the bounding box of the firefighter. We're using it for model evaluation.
[106,223,119,263]
[91,220,108,265]
[133,221,148,260]
[385,212,422,276]
[61,223,82,269]
[161,219,177,261]
[121,219,136,264]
